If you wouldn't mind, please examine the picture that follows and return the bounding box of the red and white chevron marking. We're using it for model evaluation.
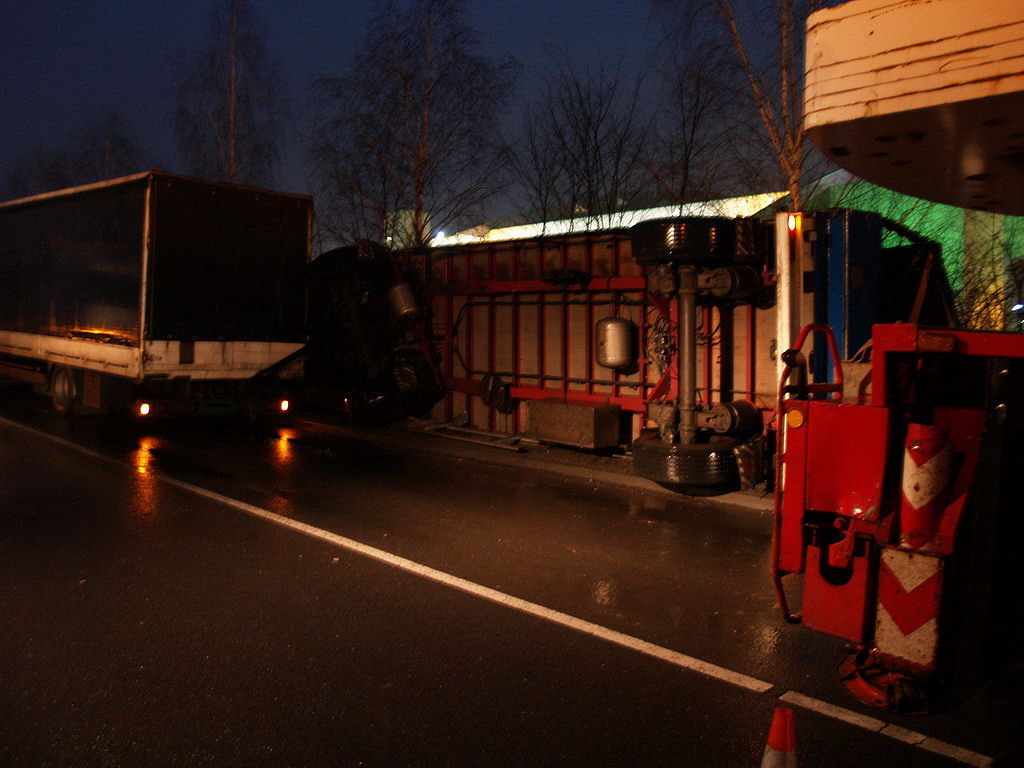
[899,423,952,550]
[875,548,944,667]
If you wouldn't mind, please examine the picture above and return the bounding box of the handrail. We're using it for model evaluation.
[772,323,845,624]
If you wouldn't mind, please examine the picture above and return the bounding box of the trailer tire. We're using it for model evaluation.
[50,366,78,415]
[630,217,736,265]
[630,431,741,495]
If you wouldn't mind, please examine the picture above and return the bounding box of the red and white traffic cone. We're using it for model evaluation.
[761,706,797,768]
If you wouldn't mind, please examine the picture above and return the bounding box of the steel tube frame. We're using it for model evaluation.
[678,264,698,444]
[413,234,765,438]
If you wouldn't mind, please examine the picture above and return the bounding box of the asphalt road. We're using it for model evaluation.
[0,385,1018,766]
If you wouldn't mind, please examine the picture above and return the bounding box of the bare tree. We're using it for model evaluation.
[645,1,742,206]
[3,112,148,199]
[712,0,820,209]
[173,0,285,186]
[650,0,823,206]
[507,105,567,233]
[309,75,406,248]
[78,113,148,182]
[310,0,518,249]
[511,62,651,232]
[4,149,78,200]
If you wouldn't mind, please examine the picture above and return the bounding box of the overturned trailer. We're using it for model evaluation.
[396,206,955,492]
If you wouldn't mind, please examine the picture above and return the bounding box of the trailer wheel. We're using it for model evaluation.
[630,431,741,495]
[50,366,78,415]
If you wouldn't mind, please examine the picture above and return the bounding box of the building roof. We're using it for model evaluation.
[430,192,786,247]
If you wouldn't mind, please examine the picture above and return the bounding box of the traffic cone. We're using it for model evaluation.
[761,707,797,768]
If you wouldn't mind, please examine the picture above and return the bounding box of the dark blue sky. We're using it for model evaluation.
[0,1,658,196]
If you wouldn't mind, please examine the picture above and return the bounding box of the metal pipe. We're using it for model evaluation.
[746,304,757,405]
[461,369,644,389]
[719,306,734,403]
[703,306,714,405]
[678,264,698,444]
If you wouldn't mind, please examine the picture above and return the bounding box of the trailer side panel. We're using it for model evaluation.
[0,180,146,346]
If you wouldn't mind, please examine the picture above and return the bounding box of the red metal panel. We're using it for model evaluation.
[872,323,1024,407]
[802,546,874,643]
[899,423,952,550]
[488,292,496,433]
[487,245,497,432]
[873,323,1024,359]
[805,402,891,518]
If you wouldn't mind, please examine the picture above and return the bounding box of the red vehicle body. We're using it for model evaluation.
[774,322,1024,709]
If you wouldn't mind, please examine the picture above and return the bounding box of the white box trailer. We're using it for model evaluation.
[0,170,311,415]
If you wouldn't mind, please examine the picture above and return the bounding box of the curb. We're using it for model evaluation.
[304,417,775,514]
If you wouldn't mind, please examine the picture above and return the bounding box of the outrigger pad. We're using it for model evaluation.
[838,647,949,714]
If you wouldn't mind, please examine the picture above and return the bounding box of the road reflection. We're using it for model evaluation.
[267,428,299,516]
[592,579,619,607]
[129,435,161,520]
[273,428,298,467]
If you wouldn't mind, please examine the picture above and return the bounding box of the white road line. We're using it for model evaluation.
[4,417,1000,766]
[159,473,775,694]
[780,691,995,767]
[1,417,772,694]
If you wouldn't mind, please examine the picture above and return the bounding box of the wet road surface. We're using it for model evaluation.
[0,385,1018,766]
